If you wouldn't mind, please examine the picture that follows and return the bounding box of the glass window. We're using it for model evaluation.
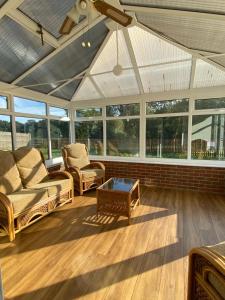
[0,115,12,150]
[76,108,102,118]
[15,117,48,159]
[75,121,103,155]
[192,114,225,160]
[50,120,70,158]
[195,98,225,110]
[49,106,68,117]
[14,97,46,115]
[146,116,188,159]
[106,103,140,117]
[146,99,189,115]
[106,119,139,157]
[0,95,8,109]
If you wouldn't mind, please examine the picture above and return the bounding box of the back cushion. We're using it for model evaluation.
[0,150,22,195]
[13,147,48,188]
[64,143,89,170]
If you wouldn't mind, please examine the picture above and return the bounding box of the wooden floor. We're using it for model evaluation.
[0,186,225,300]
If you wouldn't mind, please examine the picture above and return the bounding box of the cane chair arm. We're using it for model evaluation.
[88,162,105,171]
[0,192,15,241]
[48,170,73,180]
[0,192,13,216]
[67,167,82,181]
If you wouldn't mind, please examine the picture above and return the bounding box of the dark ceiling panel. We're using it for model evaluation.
[19,0,82,39]
[0,16,53,83]
[17,21,108,95]
[52,79,82,100]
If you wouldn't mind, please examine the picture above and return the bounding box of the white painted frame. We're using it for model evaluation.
[0,92,71,166]
[73,90,225,168]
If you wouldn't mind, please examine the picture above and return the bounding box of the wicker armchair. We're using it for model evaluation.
[188,242,225,300]
[62,143,105,195]
[0,147,73,241]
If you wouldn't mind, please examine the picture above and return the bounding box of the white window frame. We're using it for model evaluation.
[74,96,225,167]
[0,92,70,166]
[74,106,104,156]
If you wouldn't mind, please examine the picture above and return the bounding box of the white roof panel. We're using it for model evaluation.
[194,59,225,88]
[140,60,192,93]
[128,25,191,67]
[90,30,132,75]
[74,77,101,101]
[92,70,139,98]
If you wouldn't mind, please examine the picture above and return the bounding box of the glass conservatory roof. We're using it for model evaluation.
[0,0,225,102]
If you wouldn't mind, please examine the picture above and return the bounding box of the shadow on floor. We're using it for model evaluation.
[6,241,182,300]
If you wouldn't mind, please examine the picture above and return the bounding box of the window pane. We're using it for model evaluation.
[76,108,102,118]
[146,99,189,114]
[15,117,48,159]
[195,98,225,110]
[106,103,140,117]
[49,106,68,117]
[50,120,70,158]
[14,97,46,115]
[106,119,139,157]
[192,115,225,160]
[146,116,188,158]
[0,95,8,109]
[0,115,12,150]
[75,121,103,155]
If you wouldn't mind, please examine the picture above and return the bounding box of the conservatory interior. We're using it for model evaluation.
[0,0,225,299]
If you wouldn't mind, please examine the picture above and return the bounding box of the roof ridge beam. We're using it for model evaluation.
[7,10,59,48]
[0,0,25,20]
[137,22,225,74]
[189,58,197,89]
[72,31,113,101]
[12,15,105,85]
[48,69,87,95]
[123,28,144,94]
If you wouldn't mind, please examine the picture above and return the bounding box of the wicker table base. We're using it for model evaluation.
[96,178,140,224]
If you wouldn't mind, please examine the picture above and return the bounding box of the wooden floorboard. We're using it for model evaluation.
[0,186,225,300]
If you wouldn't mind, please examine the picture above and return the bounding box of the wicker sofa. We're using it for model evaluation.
[62,143,105,195]
[188,242,225,299]
[0,147,73,241]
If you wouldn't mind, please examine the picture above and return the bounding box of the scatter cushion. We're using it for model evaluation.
[64,143,89,169]
[30,179,71,197]
[80,168,104,180]
[13,147,48,188]
[0,150,22,195]
[8,188,48,215]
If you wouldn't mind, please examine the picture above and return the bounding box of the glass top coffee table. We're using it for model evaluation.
[96,177,140,224]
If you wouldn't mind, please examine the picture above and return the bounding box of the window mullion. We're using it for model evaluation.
[187,97,194,160]
[11,95,17,150]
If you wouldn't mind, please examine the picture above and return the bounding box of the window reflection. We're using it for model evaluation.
[15,117,48,159]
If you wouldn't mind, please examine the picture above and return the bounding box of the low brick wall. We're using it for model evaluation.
[98,161,225,194]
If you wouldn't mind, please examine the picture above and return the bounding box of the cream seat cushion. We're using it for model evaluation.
[0,150,22,195]
[13,147,48,188]
[64,143,89,169]
[80,168,104,180]
[31,179,71,197]
[8,188,48,215]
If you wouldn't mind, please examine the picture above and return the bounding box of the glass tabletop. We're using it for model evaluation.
[99,178,137,192]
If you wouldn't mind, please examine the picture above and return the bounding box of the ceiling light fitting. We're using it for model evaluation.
[113,25,123,76]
